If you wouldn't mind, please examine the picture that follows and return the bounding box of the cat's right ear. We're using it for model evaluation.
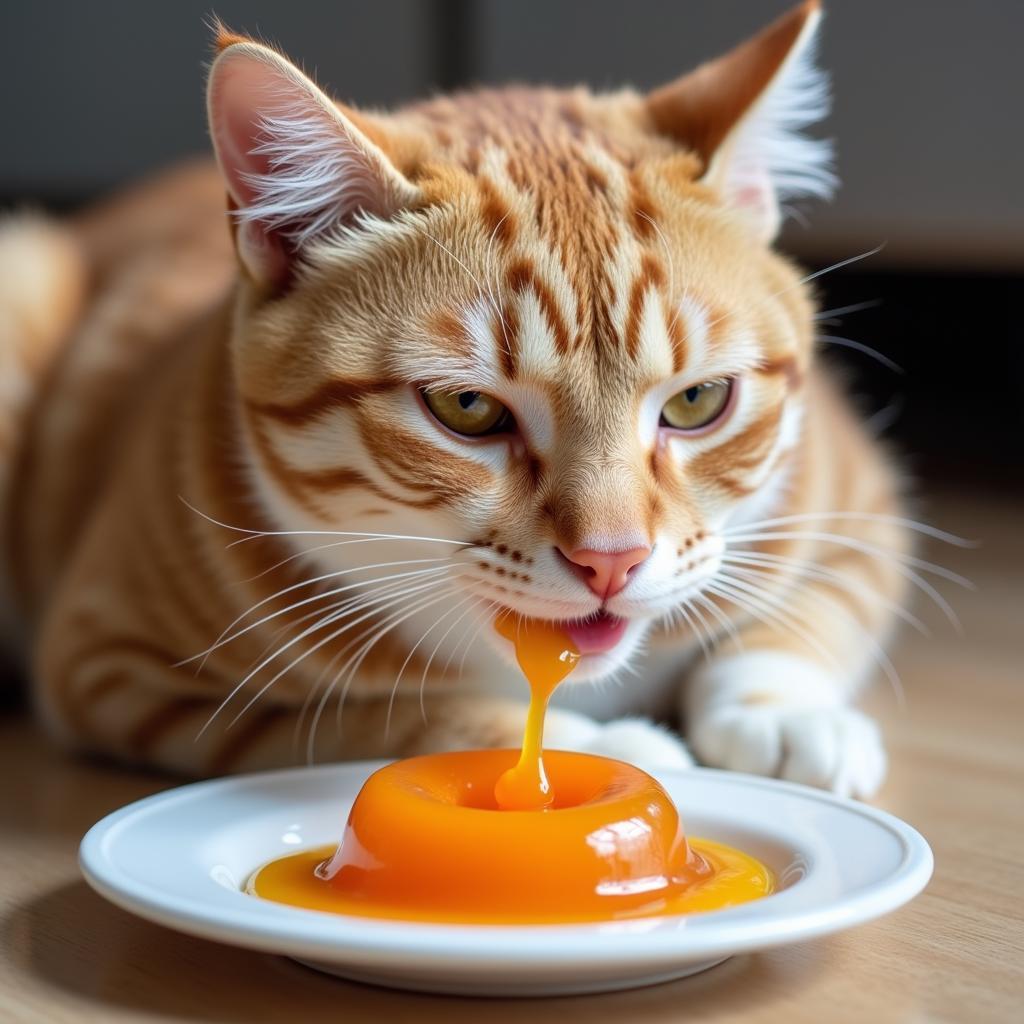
[206,31,421,293]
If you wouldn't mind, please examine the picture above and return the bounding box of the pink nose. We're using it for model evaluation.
[560,546,651,599]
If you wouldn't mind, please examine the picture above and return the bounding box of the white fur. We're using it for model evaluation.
[706,9,836,237]
[237,112,385,247]
[545,711,694,770]
[686,651,886,798]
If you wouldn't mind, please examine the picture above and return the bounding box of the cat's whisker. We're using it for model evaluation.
[294,583,451,757]
[723,529,972,586]
[671,601,711,661]
[722,510,975,547]
[385,591,482,737]
[813,298,882,322]
[706,575,839,671]
[309,586,463,763]
[416,594,487,725]
[693,591,744,652]
[179,496,469,546]
[721,550,930,635]
[722,530,968,631]
[684,596,718,659]
[442,597,494,681]
[817,333,904,374]
[231,579,466,744]
[196,572,456,739]
[458,600,499,681]
[182,561,455,670]
[723,563,906,707]
[206,577,451,743]
[234,535,431,584]
[705,243,886,331]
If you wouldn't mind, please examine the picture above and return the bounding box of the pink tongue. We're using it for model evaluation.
[563,612,628,655]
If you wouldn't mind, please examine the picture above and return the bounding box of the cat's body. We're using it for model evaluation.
[0,2,908,795]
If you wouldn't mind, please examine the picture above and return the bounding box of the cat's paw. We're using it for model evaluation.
[687,651,887,798]
[542,709,692,770]
[579,718,695,771]
[692,703,886,798]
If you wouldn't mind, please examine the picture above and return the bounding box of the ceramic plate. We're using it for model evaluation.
[79,762,932,997]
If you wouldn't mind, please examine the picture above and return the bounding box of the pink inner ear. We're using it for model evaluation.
[211,58,278,209]
[209,56,293,290]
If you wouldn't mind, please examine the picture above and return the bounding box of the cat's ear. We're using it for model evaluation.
[646,0,834,242]
[206,30,421,291]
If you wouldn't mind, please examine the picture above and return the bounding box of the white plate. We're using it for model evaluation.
[79,762,932,997]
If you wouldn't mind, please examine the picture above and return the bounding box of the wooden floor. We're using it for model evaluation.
[1,489,1021,1023]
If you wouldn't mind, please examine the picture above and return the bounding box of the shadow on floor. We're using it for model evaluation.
[4,879,828,1022]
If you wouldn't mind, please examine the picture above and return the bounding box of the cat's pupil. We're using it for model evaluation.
[685,386,701,403]
[458,391,480,410]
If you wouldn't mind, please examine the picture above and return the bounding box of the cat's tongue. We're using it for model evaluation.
[563,611,629,655]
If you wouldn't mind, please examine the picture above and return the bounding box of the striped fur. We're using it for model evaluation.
[0,3,910,795]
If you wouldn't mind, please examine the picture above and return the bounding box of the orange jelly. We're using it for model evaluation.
[248,614,774,923]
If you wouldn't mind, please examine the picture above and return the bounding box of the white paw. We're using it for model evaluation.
[692,703,886,798]
[579,718,695,771]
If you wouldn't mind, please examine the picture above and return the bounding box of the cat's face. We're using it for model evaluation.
[212,4,829,683]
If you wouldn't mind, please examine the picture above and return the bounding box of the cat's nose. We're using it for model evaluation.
[559,546,651,599]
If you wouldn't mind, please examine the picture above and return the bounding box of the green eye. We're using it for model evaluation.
[422,389,514,437]
[660,380,733,431]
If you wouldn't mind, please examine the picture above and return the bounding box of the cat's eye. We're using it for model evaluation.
[660,380,733,431]
[421,389,515,437]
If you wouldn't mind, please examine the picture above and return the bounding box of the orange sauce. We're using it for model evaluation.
[492,609,580,810]
[248,613,774,923]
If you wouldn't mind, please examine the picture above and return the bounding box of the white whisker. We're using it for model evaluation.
[308,586,463,762]
[721,550,929,635]
[724,563,905,706]
[722,510,975,547]
[181,561,454,670]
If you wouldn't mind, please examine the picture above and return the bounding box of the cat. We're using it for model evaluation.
[0,0,912,797]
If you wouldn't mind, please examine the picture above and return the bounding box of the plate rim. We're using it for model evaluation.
[79,762,934,967]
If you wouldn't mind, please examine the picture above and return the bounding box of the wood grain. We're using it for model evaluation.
[1,490,1021,1022]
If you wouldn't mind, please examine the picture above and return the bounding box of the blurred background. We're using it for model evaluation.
[2,0,1021,495]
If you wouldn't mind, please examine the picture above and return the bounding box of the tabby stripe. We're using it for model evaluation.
[506,260,572,356]
[247,378,397,426]
[691,404,784,481]
[476,176,516,249]
[756,356,802,391]
[625,254,667,359]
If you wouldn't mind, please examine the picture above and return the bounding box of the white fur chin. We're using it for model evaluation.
[686,651,887,799]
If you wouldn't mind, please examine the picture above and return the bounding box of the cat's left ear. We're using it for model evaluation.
[206,29,421,292]
[646,0,834,242]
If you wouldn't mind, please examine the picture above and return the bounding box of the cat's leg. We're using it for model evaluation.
[684,518,906,798]
[36,625,693,777]
[34,637,530,775]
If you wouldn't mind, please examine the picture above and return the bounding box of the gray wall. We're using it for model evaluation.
[2,1,1020,268]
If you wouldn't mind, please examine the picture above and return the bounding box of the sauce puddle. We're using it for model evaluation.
[248,612,774,923]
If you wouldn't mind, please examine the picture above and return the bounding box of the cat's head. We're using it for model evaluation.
[207,2,833,682]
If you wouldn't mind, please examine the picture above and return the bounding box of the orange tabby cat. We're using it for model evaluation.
[0,2,913,796]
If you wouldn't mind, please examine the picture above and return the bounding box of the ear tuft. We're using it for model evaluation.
[208,16,254,56]
[647,1,835,241]
[723,9,835,208]
[206,41,420,291]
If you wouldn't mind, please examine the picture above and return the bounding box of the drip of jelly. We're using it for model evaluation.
[492,611,580,810]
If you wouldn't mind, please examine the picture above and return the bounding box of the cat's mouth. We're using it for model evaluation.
[562,611,630,655]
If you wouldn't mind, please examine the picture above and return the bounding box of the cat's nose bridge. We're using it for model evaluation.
[544,453,653,554]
